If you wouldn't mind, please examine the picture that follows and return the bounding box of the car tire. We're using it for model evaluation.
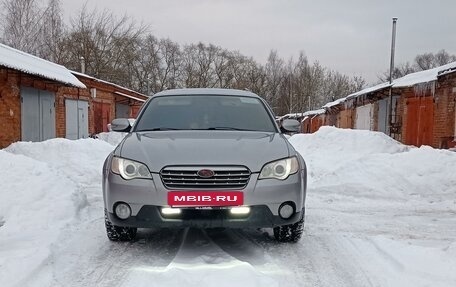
[273,210,305,243]
[104,210,137,242]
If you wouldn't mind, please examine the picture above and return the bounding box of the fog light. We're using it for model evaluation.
[115,203,131,219]
[279,203,294,219]
[230,206,250,215]
[161,207,181,215]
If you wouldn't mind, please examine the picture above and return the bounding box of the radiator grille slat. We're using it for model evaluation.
[160,166,251,190]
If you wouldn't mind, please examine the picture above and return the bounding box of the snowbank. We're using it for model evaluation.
[290,127,456,201]
[290,127,456,287]
[97,131,127,146]
[0,138,116,286]
[0,128,455,287]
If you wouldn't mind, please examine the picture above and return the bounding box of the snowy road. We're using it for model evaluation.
[1,128,455,287]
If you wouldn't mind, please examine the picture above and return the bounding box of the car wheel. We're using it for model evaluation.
[104,210,137,242]
[273,210,305,243]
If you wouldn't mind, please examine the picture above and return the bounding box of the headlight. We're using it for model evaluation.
[259,156,299,180]
[111,157,152,180]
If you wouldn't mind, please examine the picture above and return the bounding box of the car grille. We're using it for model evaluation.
[160,166,251,190]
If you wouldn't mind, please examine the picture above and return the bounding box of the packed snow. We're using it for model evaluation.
[0,127,455,287]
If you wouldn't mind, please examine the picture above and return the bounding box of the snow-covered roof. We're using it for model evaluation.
[323,83,392,109]
[323,97,347,109]
[71,71,147,99]
[285,109,326,118]
[346,82,392,100]
[311,61,456,116]
[393,61,456,88]
[303,109,326,117]
[114,91,146,103]
[0,43,85,88]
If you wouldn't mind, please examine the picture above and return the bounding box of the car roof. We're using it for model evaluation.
[152,88,261,98]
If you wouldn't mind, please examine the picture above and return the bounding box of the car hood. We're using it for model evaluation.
[117,131,290,172]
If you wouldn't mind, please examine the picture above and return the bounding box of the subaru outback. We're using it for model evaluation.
[103,88,307,242]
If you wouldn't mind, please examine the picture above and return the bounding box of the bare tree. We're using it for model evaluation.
[379,49,456,82]
[41,0,64,62]
[157,38,182,90]
[1,0,45,55]
[265,50,285,112]
[212,47,234,88]
[1,2,368,108]
[60,5,147,85]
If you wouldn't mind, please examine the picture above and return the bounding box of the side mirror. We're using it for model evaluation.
[111,118,131,132]
[282,119,300,133]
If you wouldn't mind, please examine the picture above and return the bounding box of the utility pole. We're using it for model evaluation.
[388,17,398,137]
[289,73,293,114]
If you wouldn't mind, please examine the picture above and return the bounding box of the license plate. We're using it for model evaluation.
[167,191,243,207]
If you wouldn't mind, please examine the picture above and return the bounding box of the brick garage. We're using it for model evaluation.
[0,43,147,148]
[300,110,326,133]
[51,75,147,140]
[302,63,456,149]
[0,68,83,148]
[69,73,147,136]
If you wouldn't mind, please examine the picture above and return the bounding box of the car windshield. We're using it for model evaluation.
[134,95,277,132]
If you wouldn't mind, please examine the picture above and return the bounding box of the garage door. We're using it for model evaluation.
[377,96,400,135]
[21,87,55,142]
[355,104,373,130]
[93,102,111,133]
[405,97,434,147]
[338,109,353,129]
[116,103,130,118]
[66,99,89,140]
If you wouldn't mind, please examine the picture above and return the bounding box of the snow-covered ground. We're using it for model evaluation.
[0,127,455,287]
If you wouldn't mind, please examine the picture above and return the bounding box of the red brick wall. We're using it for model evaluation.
[0,69,21,148]
[434,73,456,148]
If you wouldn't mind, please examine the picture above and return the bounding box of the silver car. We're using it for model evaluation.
[103,89,307,242]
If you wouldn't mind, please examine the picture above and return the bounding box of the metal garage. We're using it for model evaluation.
[354,103,373,130]
[115,103,130,118]
[21,87,56,142]
[405,97,434,147]
[65,99,89,140]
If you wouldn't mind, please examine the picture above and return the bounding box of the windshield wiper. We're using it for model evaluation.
[206,127,255,131]
[139,127,182,131]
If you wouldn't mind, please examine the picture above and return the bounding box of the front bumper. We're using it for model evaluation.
[107,205,304,228]
[103,166,306,228]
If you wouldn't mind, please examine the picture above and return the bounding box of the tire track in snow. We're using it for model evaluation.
[240,229,379,287]
[120,227,283,287]
[41,216,184,287]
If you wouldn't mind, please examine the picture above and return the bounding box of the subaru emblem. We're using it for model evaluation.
[197,169,215,178]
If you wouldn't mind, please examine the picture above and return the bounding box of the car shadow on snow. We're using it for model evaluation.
[129,227,282,267]
[109,226,295,271]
